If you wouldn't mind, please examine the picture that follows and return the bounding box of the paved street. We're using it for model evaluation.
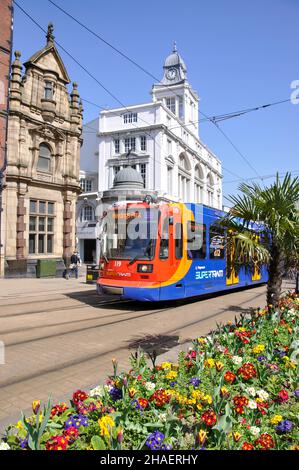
[0,276,294,432]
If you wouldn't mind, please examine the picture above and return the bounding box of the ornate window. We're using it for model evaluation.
[207,172,215,207]
[166,97,176,114]
[178,153,191,200]
[125,137,136,152]
[80,205,95,222]
[140,136,147,151]
[44,81,54,100]
[37,143,52,172]
[80,179,93,192]
[194,164,204,203]
[123,113,137,123]
[114,139,120,154]
[29,200,54,255]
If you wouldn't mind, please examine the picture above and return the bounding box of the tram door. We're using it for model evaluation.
[251,233,262,281]
[226,234,239,286]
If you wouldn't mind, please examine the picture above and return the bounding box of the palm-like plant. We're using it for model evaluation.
[219,173,299,307]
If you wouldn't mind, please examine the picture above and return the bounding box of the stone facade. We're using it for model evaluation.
[2,24,83,277]
[0,0,13,277]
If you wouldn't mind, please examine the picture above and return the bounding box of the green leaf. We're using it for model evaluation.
[91,435,106,450]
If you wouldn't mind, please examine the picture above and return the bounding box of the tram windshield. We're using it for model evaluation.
[103,207,159,261]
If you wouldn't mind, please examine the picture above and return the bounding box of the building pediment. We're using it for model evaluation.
[29,123,65,141]
[24,44,70,84]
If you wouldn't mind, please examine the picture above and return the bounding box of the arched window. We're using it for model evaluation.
[194,164,204,203]
[37,144,52,172]
[80,205,95,222]
[178,153,191,201]
[206,172,215,207]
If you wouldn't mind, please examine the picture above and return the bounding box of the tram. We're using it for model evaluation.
[97,200,268,302]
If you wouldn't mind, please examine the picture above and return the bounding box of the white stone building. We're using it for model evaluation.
[78,45,222,263]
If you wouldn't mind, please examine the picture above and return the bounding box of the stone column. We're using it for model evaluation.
[63,198,72,265]
[16,184,27,259]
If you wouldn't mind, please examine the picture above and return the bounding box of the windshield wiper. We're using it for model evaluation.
[128,240,153,266]
[128,254,139,266]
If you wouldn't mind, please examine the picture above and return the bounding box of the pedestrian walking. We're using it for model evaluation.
[70,250,81,279]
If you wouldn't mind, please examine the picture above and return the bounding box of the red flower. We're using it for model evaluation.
[137,397,149,409]
[256,401,269,415]
[237,363,257,381]
[242,442,254,450]
[277,390,289,403]
[201,410,217,427]
[224,371,236,383]
[254,433,275,450]
[150,389,170,407]
[50,403,68,418]
[45,435,68,451]
[72,390,88,404]
[233,396,249,408]
[63,427,79,443]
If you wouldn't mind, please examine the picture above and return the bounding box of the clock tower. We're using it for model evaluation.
[152,43,199,134]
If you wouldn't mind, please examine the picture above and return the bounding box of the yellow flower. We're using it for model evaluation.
[196,403,203,411]
[220,386,230,398]
[166,371,177,380]
[16,421,24,430]
[161,362,172,370]
[215,361,224,371]
[204,358,215,368]
[192,390,204,401]
[202,394,213,405]
[98,415,115,437]
[286,361,296,370]
[197,429,207,444]
[129,387,136,398]
[232,432,242,442]
[197,337,206,346]
[238,327,246,332]
[270,415,283,425]
[252,344,265,354]
[32,400,40,415]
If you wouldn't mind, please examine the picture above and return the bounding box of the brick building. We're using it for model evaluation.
[0,0,13,277]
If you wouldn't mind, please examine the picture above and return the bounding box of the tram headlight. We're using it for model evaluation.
[137,264,153,273]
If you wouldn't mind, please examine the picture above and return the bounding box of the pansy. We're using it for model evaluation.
[275,420,293,434]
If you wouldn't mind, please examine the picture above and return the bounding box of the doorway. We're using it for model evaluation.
[83,239,96,263]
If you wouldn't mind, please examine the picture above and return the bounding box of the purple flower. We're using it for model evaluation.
[257,355,268,363]
[294,389,299,398]
[273,348,286,358]
[109,387,123,401]
[19,438,28,449]
[276,420,293,434]
[189,378,201,387]
[161,443,172,450]
[64,414,88,429]
[130,399,144,412]
[146,431,165,450]
[169,381,177,388]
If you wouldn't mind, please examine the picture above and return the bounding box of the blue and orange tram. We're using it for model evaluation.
[97,201,268,302]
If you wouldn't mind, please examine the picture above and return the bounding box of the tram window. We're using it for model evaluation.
[175,223,183,259]
[187,222,206,259]
[159,218,169,259]
[209,225,225,259]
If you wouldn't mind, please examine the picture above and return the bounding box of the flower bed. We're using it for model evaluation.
[1,293,299,451]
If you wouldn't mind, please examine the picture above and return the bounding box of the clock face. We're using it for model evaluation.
[166,68,177,80]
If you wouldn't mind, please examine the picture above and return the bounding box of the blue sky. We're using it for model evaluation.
[12,0,298,200]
